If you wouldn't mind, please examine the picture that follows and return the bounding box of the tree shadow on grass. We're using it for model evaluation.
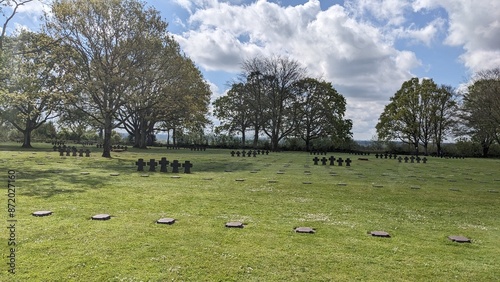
[18,168,110,198]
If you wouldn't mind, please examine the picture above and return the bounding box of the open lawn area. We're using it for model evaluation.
[1,143,499,281]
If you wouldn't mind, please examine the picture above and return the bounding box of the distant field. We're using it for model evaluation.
[1,142,499,281]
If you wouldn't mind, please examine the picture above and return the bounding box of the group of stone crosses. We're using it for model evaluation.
[54,145,91,157]
[230,149,269,157]
[312,156,352,166]
[375,153,428,164]
[136,158,193,173]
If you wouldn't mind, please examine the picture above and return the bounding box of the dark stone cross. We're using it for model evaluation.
[66,148,71,156]
[337,157,344,166]
[345,158,352,166]
[410,156,415,163]
[313,157,319,165]
[384,153,388,159]
[321,157,328,165]
[59,148,64,157]
[182,161,193,173]
[85,149,91,157]
[78,149,84,157]
[236,151,241,157]
[252,150,257,157]
[416,156,421,163]
[404,156,409,163]
[159,157,169,173]
[329,156,336,165]
[230,151,235,157]
[422,157,428,164]
[247,150,252,157]
[389,154,392,159]
[242,150,246,157]
[53,145,57,151]
[375,153,379,158]
[147,159,158,172]
[136,158,146,171]
[171,160,181,173]
[398,156,402,163]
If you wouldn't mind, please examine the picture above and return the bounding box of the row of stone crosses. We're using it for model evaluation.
[313,156,352,166]
[136,158,192,173]
[231,150,269,157]
[55,146,91,157]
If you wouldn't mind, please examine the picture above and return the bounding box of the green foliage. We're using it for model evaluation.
[377,77,456,155]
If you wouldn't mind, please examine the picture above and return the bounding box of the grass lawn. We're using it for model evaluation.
[1,142,499,281]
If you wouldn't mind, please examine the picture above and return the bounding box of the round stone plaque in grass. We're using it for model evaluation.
[32,210,52,217]
[370,231,390,238]
[225,221,244,228]
[294,227,315,234]
[448,235,471,243]
[91,214,111,220]
[157,218,176,225]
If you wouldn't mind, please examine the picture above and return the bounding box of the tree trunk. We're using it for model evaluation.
[253,127,259,147]
[22,129,33,148]
[241,131,246,148]
[482,143,490,158]
[172,128,176,146]
[102,115,112,158]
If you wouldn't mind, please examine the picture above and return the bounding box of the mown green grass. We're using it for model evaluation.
[1,142,499,281]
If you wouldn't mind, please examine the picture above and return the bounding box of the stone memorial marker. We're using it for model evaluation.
[59,149,64,157]
[370,231,390,237]
[416,156,421,163]
[159,157,169,173]
[410,156,415,163]
[32,211,52,217]
[320,157,327,165]
[171,160,181,173]
[147,159,158,172]
[375,153,379,159]
[236,151,241,157]
[448,235,471,243]
[404,156,409,163]
[182,161,193,173]
[398,156,402,163]
[345,158,352,166]
[66,148,71,156]
[91,214,111,220]
[422,157,427,164]
[242,150,246,157]
[329,156,336,165]
[337,157,344,166]
[157,218,176,225]
[294,227,315,233]
[78,149,84,157]
[85,149,91,157]
[313,157,319,165]
[230,151,235,157]
[136,158,146,171]
[225,221,244,228]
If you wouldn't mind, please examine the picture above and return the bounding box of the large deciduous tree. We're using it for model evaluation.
[0,31,62,147]
[241,56,305,150]
[45,0,169,157]
[293,78,352,151]
[376,77,456,155]
[457,67,500,157]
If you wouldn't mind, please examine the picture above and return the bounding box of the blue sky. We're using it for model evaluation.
[5,0,500,140]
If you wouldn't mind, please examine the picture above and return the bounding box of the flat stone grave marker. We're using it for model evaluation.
[91,214,111,220]
[337,183,347,186]
[141,174,149,177]
[448,235,471,243]
[372,184,384,188]
[171,175,181,179]
[277,171,285,174]
[449,188,460,191]
[110,173,120,176]
[370,231,390,237]
[80,172,90,175]
[303,181,312,184]
[225,222,244,228]
[294,227,315,234]
[32,211,52,217]
[202,178,213,180]
[410,185,421,189]
[235,179,245,181]
[488,190,498,193]
[157,218,175,225]
[268,180,278,183]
